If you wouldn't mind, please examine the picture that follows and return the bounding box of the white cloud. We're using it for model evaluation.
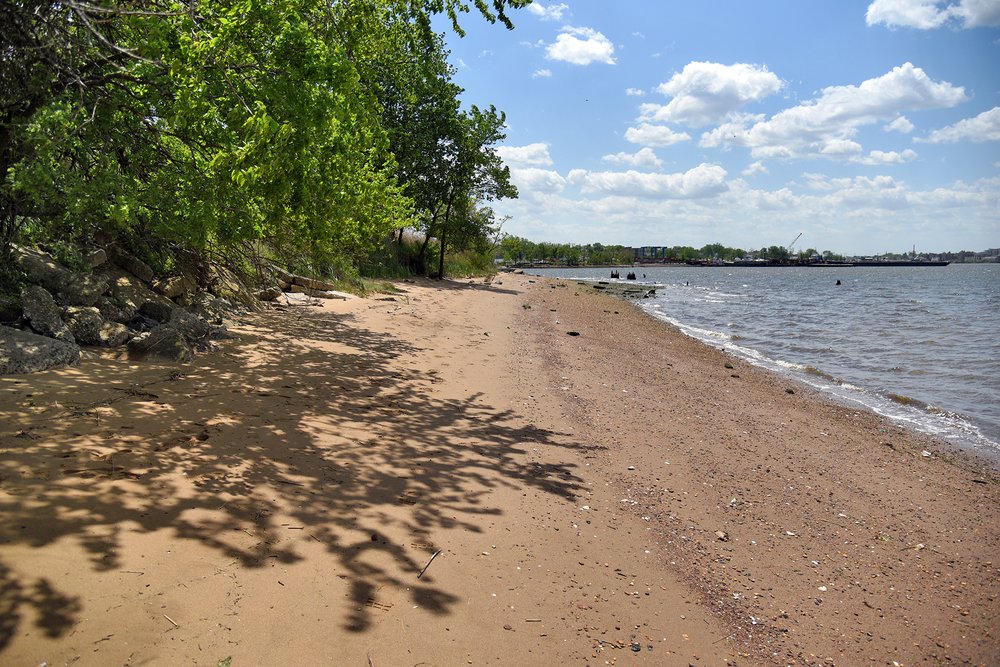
[527,2,569,21]
[498,143,554,167]
[625,87,646,97]
[885,116,915,133]
[865,0,1000,29]
[509,167,566,194]
[921,106,1000,143]
[495,172,999,254]
[855,149,919,165]
[742,161,769,177]
[602,147,663,170]
[625,123,691,147]
[566,163,728,198]
[546,27,616,65]
[955,0,1000,27]
[532,68,553,78]
[701,63,966,161]
[640,62,783,127]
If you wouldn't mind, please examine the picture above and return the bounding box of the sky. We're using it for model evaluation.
[437,0,1000,255]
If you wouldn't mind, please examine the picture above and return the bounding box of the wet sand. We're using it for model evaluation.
[0,273,996,665]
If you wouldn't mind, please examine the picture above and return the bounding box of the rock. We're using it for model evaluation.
[255,286,283,302]
[170,309,213,345]
[84,248,107,268]
[62,306,131,347]
[13,245,109,306]
[139,299,175,324]
[291,274,337,291]
[108,246,154,282]
[127,325,193,362]
[186,292,239,324]
[567,331,580,336]
[205,263,261,312]
[288,284,349,299]
[21,285,75,343]
[0,296,21,324]
[268,264,295,285]
[104,267,176,321]
[95,295,136,324]
[152,274,197,299]
[715,531,729,542]
[0,326,81,374]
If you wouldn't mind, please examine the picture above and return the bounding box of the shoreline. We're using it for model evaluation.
[1,274,997,665]
[526,268,1000,470]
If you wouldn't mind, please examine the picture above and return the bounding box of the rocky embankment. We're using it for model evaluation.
[0,245,348,374]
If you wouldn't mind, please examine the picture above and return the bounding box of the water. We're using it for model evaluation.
[525,264,1000,458]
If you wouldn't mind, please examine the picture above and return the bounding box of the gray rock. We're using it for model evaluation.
[170,309,212,343]
[63,306,132,347]
[21,285,75,343]
[108,246,154,283]
[84,248,108,268]
[206,263,261,312]
[139,299,175,324]
[153,274,197,299]
[255,286,284,302]
[187,292,239,324]
[95,295,136,324]
[127,325,193,362]
[13,246,109,306]
[104,267,176,320]
[0,326,81,374]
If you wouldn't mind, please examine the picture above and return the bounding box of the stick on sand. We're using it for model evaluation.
[417,550,441,579]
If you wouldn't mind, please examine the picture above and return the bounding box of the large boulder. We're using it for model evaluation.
[255,286,284,302]
[0,326,80,374]
[152,274,197,299]
[21,285,75,343]
[63,306,132,347]
[13,246,109,306]
[170,308,213,344]
[184,291,240,325]
[83,248,107,269]
[138,299,175,324]
[107,246,154,283]
[205,263,261,312]
[95,295,136,324]
[103,267,177,320]
[127,325,193,362]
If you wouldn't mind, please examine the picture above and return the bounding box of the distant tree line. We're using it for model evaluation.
[499,237,847,265]
[1,0,528,288]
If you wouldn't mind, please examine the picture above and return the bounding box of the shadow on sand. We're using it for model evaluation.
[0,294,594,650]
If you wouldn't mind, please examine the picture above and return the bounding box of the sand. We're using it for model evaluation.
[0,273,997,666]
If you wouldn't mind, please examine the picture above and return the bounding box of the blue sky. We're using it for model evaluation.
[438,1,1000,255]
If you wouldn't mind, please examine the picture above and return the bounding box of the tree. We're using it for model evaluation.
[1,0,531,279]
[428,104,516,277]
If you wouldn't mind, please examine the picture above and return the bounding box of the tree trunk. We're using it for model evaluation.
[436,196,454,279]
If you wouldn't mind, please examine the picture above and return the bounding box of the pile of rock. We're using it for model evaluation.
[262,265,353,301]
[0,245,249,374]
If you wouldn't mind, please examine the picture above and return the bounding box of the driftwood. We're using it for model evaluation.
[417,550,442,579]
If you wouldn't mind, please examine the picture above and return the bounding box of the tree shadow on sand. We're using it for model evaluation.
[0,297,597,650]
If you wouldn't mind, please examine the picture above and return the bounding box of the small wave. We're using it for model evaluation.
[804,366,839,383]
[886,392,927,409]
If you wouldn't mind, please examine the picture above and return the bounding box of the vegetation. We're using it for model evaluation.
[1,0,525,286]
[498,237,846,266]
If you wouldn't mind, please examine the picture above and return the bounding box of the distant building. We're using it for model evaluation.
[635,246,667,260]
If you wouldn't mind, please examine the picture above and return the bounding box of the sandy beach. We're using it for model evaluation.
[1,273,997,666]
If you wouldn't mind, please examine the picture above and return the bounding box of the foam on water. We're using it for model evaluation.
[529,264,1000,458]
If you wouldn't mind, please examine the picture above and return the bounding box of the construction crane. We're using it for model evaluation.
[787,232,802,255]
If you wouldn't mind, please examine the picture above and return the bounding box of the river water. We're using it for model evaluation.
[525,264,1000,459]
